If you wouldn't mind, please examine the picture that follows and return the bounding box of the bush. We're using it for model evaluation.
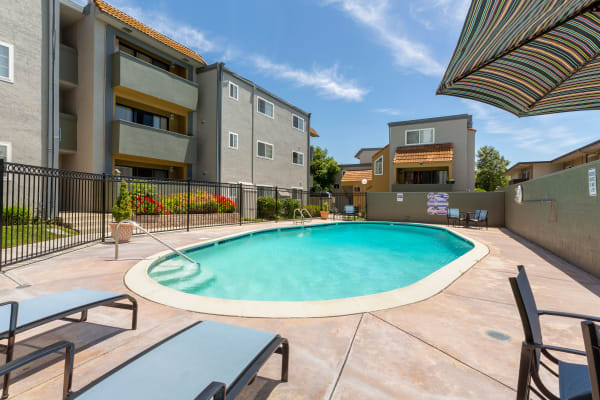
[304,205,321,217]
[131,194,165,215]
[2,206,31,225]
[257,196,281,219]
[216,196,236,213]
[281,198,300,219]
[112,180,132,222]
[474,188,487,192]
[129,180,156,197]
[162,191,237,214]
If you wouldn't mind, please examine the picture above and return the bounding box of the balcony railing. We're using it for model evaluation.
[111,52,198,111]
[111,120,195,164]
[59,44,78,87]
[59,113,77,153]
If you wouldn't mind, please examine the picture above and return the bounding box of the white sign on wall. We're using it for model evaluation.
[515,185,523,204]
[589,168,597,197]
[396,193,404,202]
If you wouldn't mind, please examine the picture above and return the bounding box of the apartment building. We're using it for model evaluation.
[504,139,600,184]
[196,64,313,190]
[0,0,313,188]
[338,114,475,193]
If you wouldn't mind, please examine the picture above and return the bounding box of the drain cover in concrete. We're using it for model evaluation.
[486,330,511,341]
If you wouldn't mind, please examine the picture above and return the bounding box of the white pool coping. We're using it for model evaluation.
[124,222,489,318]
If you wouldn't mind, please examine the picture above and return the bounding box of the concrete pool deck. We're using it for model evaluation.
[1,221,599,399]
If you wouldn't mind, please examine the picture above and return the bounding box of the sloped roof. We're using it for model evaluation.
[94,0,206,65]
[341,169,373,183]
[310,128,319,137]
[394,143,454,164]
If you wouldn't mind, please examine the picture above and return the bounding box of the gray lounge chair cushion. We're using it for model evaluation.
[75,320,277,399]
[0,289,124,336]
[559,361,592,400]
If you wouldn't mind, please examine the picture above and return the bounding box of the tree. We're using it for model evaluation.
[475,146,510,192]
[310,146,341,192]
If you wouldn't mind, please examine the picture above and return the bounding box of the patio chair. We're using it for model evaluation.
[581,321,600,400]
[447,208,460,226]
[1,289,138,398]
[342,205,358,220]
[0,320,289,400]
[510,265,600,399]
[468,210,488,229]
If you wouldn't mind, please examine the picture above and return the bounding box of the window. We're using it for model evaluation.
[118,41,170,72]
[354,186,361,192]
[0,41,14,83]
[116,104,168,130]
[228,132,238,149]
[115,165,168,179]
[292,151,304,166]
[257,97,274,118]
[228,82,238,100]
[333,183,340,189]
[292,115,304,132]
[406,128,434,145]
[0,142,12,162]
[257,141,273,159]
[374,155,384,175]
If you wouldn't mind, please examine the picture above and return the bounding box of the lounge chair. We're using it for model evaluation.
[447,208,460,226]
[341,205,358,220]
[510,266,599,399]
[581,321,600,399]
[468,210,488,229]
[1,289,138,398]
[0,320,288,400]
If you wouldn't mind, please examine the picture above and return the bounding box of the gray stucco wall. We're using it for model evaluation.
[195,68,218,181]
[388,117,474,192]
[505,161,599,276]
[0,0,45,165]
[367,191,505,226]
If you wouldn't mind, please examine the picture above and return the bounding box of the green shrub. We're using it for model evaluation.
[199,200,218,214]
[2,207,31,225]
[474,188,487,192]
[112,180,132,222]
[322,202,329,212]
[304,205,321,217]
[129,180,156,197]
[257,196,281,219]
[281,198,300,219]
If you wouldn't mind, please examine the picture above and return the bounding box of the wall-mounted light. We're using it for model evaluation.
[170,114,175,120]
[169,166,175,173]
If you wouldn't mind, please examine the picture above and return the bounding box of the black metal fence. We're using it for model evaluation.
[0,160,366,268]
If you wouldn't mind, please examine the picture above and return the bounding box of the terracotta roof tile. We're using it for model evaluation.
[94,0,206,65]
[341,169,373,183]
[310,127,319,137]
[394,143,454,163]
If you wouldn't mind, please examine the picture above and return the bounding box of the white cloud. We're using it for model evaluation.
[461,100,595,156]
[324,0,445,76]
[409,0,470,30]
[250,55,369,102]
[110,1,215,54]
[374,108,404,116]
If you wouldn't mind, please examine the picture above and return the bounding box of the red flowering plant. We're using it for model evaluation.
[131,194,166,215]
[162,191,237,214]
[216,195,236,213]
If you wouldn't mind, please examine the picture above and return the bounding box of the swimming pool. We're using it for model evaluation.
[147,222,474,302]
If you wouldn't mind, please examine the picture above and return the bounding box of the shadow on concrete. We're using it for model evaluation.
[0,322,125,391]
[236,376,283,400]
[499,227,600,293]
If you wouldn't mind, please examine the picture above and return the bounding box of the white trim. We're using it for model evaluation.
[292,114,304,132]
[0,41,14,83]
[374,155,384,175]
[256,96,274,119]
[0,141,12,162]
[228,81,239,101]
[405,128,435,145]
[256,140,274,160]
[292,151,304,166]
[228,131,238,150]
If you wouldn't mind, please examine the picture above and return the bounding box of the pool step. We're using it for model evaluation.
[152,261,215,289]
[172,267,216,291]
[150,258,197,279]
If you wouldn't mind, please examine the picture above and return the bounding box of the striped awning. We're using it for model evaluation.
[437,1,600,117]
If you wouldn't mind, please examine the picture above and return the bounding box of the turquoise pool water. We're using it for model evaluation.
[148,223,474,302]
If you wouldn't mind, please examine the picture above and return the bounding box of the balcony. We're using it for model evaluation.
[111,120,195,164]
[59,113,77,153]
[59,44,78,88]
[391,183,455,192]
[111,52,198,111]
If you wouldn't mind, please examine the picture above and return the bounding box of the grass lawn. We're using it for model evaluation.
[2,224,78,248]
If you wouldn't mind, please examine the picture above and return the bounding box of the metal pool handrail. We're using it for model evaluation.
[114,220,199,268]
[293,208,305,224]
[301,208,313,223]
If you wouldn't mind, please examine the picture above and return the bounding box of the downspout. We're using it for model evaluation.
[251,83,256,184]
[306,113,311,190]
[216,62,224,183]
[47,0,59,169]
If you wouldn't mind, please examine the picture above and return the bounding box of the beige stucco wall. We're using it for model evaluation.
[505,160,599,276]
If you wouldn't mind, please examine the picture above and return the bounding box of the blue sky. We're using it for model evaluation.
[99,0,600,166]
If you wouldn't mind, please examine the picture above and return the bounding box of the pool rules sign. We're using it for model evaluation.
[589,168,597,197]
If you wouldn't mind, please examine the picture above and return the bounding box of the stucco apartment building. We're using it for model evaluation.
[504,139,600,184]
[0,0,314,190]
[338,114,476,193]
